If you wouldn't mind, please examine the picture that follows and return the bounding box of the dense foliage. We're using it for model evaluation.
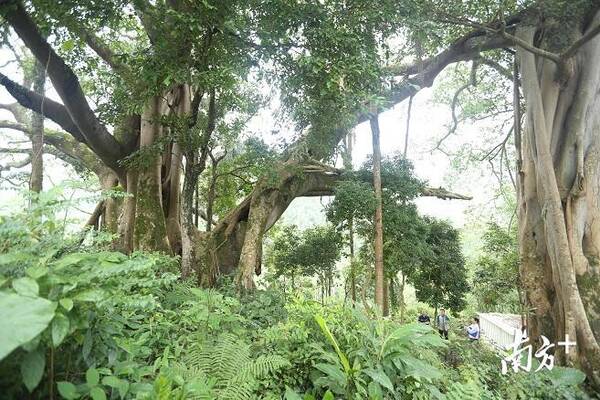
[0,200,592,399]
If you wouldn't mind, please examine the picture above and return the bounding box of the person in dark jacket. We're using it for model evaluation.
[418,310,431,325]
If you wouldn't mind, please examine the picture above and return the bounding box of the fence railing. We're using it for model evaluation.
[478,313,522,350]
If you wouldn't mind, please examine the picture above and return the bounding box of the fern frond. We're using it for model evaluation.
[234,355,290,382]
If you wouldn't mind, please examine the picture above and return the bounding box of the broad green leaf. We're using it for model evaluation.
[368,381,383,400]
[393,356,442,380]
[0,292,56,360]
[101,376,121,388]
[26,265,49,279]
[12,277,39,297]
[21,334,41,352]
[365,368,394,393]
[117,380,129,398]
[86,367,100,386]
[57,381,79,399]
[74,289,105,302]
[315,363,347,387]
[284,386,303,400]
[89,387,106,400]
[59,298,74,311]
[52,313,70,347]
[21,349,45,392]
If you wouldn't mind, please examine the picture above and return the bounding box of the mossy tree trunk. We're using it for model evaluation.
[133,96,171,253]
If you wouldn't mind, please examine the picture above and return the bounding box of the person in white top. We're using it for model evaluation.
[466,317,480,341]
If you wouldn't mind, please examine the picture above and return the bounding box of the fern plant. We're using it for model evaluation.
[160,334,289,400]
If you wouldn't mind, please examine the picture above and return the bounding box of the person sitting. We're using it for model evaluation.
[418,311,431,325]
[466,317,480,341]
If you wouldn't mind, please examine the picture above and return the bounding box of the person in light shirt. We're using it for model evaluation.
[466,317,480,341]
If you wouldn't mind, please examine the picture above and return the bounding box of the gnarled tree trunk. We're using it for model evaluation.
[516,19,600,386]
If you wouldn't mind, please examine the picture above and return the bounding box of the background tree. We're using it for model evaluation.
[410,218,469,315]
[472,223,521,315]
[266,224,342,301]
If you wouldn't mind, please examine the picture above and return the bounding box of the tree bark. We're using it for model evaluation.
[133,96,171,253]
[29,60,45,194]
[516,18,600,386]
[166,145,183,255]
[370,114,386,315]
[116,169,138,253]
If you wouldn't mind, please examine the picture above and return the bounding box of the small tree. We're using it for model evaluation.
[410,218,469,314]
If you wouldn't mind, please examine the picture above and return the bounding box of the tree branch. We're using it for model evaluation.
[0,73,85,141]
[0,119,29,133]
[1,0,129,177]
[74,26,126,72]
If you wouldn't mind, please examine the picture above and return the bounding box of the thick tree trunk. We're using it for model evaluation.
[29,60,45,194]
[516,20,600,386]
[370,114,386,315]
[133,96,170,253]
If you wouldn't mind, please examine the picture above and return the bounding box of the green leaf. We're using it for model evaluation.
[59,298,74,311]
[117,380,129,398]
[52,313,70,347]
[61,39,75,52]
[57,381,79,399]
[74,289,105,302]
[315,315,351,374]
[89,387,106,400]
[0,292,56,360]
[285,386,303,400]
[322,390,335,400]
[365,368,394,393]
[368,381,383,400]
[393,356,442,380]
[86,367,100,386]
[12,277,39,297]
[101,375,121,387]
[315,363,347,387]
[21,349,45,392]
[26,265,49,279]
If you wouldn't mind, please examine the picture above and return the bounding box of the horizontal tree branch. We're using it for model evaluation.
[0,73,85,141]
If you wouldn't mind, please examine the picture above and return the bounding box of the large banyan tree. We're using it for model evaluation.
[1,0,600,387]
